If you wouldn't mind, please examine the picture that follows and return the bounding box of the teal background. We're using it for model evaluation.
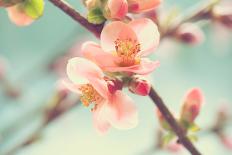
[0,0,232,155]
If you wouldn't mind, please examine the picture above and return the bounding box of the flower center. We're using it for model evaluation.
[79,84,103,107]
[114,38,140,66]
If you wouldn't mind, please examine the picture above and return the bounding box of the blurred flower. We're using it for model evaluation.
[213,6,232,29]
[82,18,160,75]
[104,0,128,20]
[166,141,182,153]
[180,88,204,123]
[7,4,34,26]
[220,135,232,150]
[128,0,161,13]
[176,23,205,45]
[129,76,151,96]
[64,57,138,133]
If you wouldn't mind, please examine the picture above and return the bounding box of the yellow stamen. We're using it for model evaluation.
[114,38,140,66]
[79,84,103,107]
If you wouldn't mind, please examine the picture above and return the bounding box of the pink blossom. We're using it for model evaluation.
[82,18,160,75]
[180,88,204,123]
[7,4,34,26]
[106,0,128,20]
[64,57,138,133]
[128,76,151,96]
[128,0,162,13]
[176,23,205,45]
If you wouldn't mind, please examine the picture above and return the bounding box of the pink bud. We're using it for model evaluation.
[105,78,123,94]
[105,0,128,20]
[180,88,204,123]
[129,77,151,96]
[213,6,232,29]
[176,23,204,45]
[128,0,161,13]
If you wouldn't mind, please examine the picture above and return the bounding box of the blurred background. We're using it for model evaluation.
[0,0,232,155]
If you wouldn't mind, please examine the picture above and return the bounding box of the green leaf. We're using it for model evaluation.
[188,134,198,142]
[188,122,201,132]
[87,8,106,24]
[22,0,44,19]
[162,132,175,146]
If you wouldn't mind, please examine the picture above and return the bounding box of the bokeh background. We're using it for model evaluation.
[0,0,232,155]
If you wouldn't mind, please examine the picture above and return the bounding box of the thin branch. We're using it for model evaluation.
[48,0,104,38]
[149,87,201,155]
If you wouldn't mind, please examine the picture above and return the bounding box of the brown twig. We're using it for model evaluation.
[49,0,104,38]
[149,87,201,155]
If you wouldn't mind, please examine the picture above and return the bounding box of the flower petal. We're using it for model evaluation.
[81,41,119,68]
[66,57,104,85]
[102,59,160,75]
[101,21,138,52]
[7,5,34,26]
[107,0,128,20]
[106,91,138,129]
[62,79,81,94]
[129,18,160,56]
[128,0,161,13]
[92,101,111,134]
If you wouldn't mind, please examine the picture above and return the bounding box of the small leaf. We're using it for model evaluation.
[87,8,106,24]
[162,132,175,146]
[22,0,44,19]
[188,122,201,132]
[188,134,198,142]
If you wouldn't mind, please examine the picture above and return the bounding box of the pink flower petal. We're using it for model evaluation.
[66,57,104,85]
[88,77,109,99]
[106,91,138,129]
[81,41,119,68]
[107,0,128,20]
[92,101,111,134]
[62,79,81,94]
[101,21,138,52]
[7,5,34,26]
[129,18,160,56]
[102,59,160,75]
[128,0,161,13]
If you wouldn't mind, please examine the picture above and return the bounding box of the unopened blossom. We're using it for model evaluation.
[128,0,162,13]
[213,6,232,29]
[7,4,34,26]
[180,88,204,123]
[82,18,160,75]
[104,0,128,20]
[176,23,205,45]
[128,76,151,96]
[64,57,138,133]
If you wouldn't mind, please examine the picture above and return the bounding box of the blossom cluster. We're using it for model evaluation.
[64,18,160,133]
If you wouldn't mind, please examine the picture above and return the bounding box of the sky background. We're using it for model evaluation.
[0,0,232,155]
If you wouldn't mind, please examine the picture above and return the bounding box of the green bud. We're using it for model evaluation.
[87,7,106,24]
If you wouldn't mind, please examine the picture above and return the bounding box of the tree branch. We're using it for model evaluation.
[149,87,201,155]
[49,0,104,38]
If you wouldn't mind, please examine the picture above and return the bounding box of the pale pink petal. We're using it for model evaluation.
[62,80,81,94]
[88,77,109,99]
[105,91,138,129]
[92,101,111,134]
[101,21,138,52]
[102,59,160,75]
[81,41,119,68]
[129,18,160,56]
[128,0,161,13]
[7,5,34,26]
[66,57,104,85]
[107,0,128,20]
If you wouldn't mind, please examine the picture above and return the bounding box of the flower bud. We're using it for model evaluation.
[83,0,101,10]
[103,0,128,20]
[128,0,161,13]
[105,78,123,94]
[128,76,151,96]
[213,6,232,29]
[180,88,204,123]
[176,23,204,45]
